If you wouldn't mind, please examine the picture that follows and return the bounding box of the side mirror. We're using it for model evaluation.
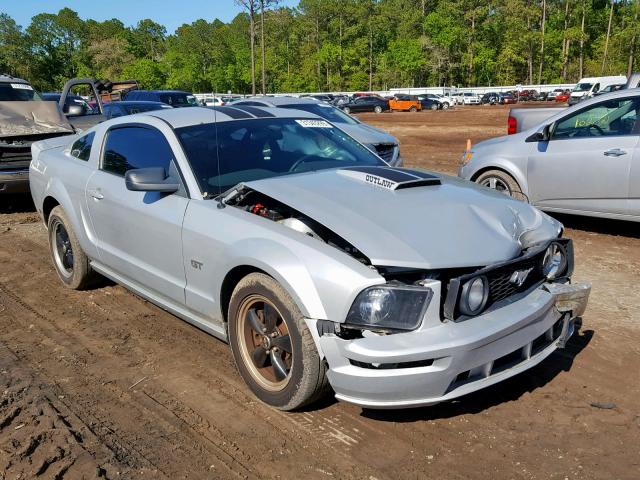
[125,167,180,193]
[526,123,552,143]
[66,104,86,116]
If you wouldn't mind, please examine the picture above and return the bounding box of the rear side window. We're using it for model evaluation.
[70,132,95,161]
[102,126,174,176]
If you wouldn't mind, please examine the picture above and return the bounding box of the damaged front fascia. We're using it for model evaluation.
[0,101,75,139]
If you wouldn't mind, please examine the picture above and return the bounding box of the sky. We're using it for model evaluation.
[3,0,299,33]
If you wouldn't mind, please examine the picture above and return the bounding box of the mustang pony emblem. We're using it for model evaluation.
[509,267,533,287]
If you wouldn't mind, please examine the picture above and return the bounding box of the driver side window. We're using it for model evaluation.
[102,126,175,176]
[552,98,640,139]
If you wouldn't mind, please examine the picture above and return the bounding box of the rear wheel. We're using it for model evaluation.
[374,105,383,113]
[475,169,522,198]
[441,102,450,110]
[430,103,438,110]
[228,273,329,411]
[343,106,351,114]
[47,206,99,289]
[409,105,417,112]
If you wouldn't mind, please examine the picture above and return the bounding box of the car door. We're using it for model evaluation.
[527,96,640,215]
[85,124,189,305]
[352,98,368,113]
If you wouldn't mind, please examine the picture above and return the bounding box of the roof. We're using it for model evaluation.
[0,74,29,84]
[231,96,323,107]
[144,105,319,128]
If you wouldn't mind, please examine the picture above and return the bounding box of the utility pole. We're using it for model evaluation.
[538,0,546,84]
[602,0,614,74]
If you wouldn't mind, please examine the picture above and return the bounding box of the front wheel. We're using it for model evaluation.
[430,103,438,110]
[441,102,450,110]
[475,169,522,199]
[409,106,417,112]
[374,105,382,113]
[228,273,329,411]
[343,106,351,114]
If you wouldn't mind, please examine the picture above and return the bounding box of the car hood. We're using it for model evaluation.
[338,122,397,146]
[0,101,74,138]
[245,167,561,269]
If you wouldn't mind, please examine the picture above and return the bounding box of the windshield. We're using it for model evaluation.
[0,83,42,101]
[176,118,385,196]
[281,103,358,125]
[159,93,197,107]
[574,83,593,92]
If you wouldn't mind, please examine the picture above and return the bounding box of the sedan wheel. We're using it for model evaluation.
[374,105,382,113]
[228,273,329,410]
[441,102,450,110]
[475,169,524,201]
[430,103,438,110]
[343,106,351,114]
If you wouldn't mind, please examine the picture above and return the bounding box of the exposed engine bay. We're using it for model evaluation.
[225,187,370,265]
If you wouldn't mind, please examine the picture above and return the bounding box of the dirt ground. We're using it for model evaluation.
[1,105,639,480]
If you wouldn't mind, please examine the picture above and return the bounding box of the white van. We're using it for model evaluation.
[569,75,627,105]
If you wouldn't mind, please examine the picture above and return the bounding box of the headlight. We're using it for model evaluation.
[345,285,432,331]
[459,276,489,316]
[542,242,568,279]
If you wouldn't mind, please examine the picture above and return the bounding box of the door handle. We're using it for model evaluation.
[87,189,104,200]
[603,148,627,157]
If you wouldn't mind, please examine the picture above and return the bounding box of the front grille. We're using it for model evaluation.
[374,144,395,163]
[443,238,573,321]
[486,257,541,304]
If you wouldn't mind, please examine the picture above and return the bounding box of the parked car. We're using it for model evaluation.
[419,93,452,109]
[103,101,172,119]
[459,89,640,221]
[201,96,226,106]
[498,93,517,105]
[389,94,422,112]
[416,95,440,110]
[230,96,403,166]
[593,84,625,96]
[481,92,500,105]
[340,95,389,114]
[555,91,571,103]
[461,92,481,105]
[125,89,198,108]
[1,76,106,195]
[568,76,627,105]
[30,106,589,410]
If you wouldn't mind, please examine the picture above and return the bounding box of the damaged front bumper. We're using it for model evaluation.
[316,281,590,409]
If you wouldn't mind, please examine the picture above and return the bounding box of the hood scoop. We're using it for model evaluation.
[337,166,441,191]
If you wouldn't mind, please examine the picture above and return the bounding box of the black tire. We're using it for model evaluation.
[343,106,351,114]
[475,169,523,199]
[430,103,438,110]
[228,273,329,411]
[409,105,417,112]
[441,102,450,110]
[374,105,382,114]
[47,206,99,289]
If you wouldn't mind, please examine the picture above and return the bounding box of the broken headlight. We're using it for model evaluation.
[344,285,432,332]
[541,242,568,280]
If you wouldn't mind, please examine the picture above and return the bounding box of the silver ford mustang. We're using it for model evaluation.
[29,106,590,410]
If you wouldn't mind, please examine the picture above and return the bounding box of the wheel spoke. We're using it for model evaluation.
[263,303,278,332]
[270,351,289,381]
[247,308,264,333]
[251,346,269,367]
[489,177,497,189]
[271,334,292,353]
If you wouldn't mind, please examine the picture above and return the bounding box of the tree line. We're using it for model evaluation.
[0,0,638,94]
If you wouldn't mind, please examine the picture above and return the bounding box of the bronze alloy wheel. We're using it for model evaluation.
[237,294,293,392]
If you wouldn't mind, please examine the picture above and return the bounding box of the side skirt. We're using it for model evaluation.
[90,260,228,342]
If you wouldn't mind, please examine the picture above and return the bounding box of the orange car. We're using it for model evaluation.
[388,94,422,112]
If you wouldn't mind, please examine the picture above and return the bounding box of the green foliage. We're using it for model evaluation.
[1,1,639,93]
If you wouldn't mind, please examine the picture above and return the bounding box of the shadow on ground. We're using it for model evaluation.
[552,213,639,239]
[0,194,35,214]
[359,320,593,422]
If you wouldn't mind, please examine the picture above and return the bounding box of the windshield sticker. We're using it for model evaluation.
[296,119,332,128]
[11,83,33,90]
